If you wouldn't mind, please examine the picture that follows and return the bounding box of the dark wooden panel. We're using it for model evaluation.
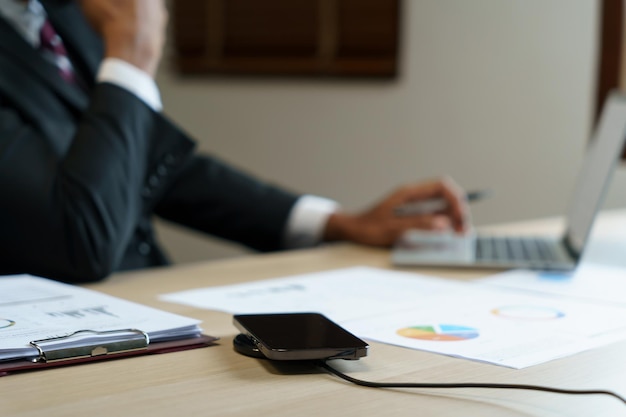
[223,0,318,57]
[171,0,400,77]
[337,0,399,57]
[172,0,209,55]
[596,0,626,158]
[596,0,622,120]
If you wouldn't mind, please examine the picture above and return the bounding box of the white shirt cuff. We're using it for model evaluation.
[283,195,340,249]
[96,58,163,112]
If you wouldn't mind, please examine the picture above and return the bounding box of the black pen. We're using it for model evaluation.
[393,189,491,216]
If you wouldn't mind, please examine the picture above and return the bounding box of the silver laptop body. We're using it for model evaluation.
[392,91,626,272]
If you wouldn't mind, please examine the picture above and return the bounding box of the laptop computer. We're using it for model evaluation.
[392,91,626,271]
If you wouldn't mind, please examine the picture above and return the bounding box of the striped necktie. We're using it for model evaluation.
[39,19,75,83]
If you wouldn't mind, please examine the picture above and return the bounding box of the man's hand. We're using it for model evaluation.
[323,177,470,247]
[80,0,168,77]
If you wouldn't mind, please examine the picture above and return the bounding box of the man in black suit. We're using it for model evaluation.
[0,0,470,283]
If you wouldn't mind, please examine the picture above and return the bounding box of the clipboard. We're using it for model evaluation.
[0,328,219,377]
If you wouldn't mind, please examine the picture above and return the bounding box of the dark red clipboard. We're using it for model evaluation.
[0,334,219,377]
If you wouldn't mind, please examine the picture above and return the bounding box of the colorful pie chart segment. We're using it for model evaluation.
[397,324,479,341]
[0,318,15,329]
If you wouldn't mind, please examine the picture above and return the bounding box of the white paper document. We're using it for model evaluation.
[0,275,202,362]
[479,263,626,305]
[161,266,626,369]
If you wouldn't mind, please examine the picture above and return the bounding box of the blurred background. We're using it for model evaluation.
[153,0,626,263]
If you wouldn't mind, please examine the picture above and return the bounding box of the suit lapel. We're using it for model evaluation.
[0,7,90,112]
[0,50,77,146]
[0,12,87,148]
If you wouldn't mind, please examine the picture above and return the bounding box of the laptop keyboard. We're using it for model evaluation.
[475,236,562,263]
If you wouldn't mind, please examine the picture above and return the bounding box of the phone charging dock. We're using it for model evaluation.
[233,334,266,359]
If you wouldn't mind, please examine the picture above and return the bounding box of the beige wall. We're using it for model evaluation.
[153,0,626,264]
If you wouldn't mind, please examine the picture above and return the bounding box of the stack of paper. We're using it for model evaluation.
[0,275,207,365]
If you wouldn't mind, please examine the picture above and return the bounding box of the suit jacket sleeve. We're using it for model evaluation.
[0,83,194,283]
[154,153,300,253]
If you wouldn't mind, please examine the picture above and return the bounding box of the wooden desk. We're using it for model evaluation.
[4,211,626,417]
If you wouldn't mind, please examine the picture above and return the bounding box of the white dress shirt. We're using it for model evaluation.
[0,0,339,249]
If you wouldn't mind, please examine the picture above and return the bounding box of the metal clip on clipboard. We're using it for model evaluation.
[29,329,150,363]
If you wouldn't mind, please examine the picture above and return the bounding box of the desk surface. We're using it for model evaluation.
[4,211,626,417]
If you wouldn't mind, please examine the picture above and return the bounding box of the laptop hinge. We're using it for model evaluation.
[562,232,582,261]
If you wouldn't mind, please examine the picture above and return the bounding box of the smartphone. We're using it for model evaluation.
[232,312,368,361]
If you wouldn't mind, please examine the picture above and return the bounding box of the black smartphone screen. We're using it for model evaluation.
[233,313,368,360]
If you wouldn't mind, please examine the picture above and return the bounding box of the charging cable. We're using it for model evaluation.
[317,360,626,406]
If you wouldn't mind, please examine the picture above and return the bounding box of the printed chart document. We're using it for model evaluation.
[161,266,626,369]
[0,275,207,365]
[479,263,626,306]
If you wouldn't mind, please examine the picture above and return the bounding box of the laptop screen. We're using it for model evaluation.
[564,91,626,256]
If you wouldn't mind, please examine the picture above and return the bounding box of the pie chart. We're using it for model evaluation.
[397,324,479,341]
[0,318,15,329]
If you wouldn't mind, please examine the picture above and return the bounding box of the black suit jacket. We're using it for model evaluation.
[0,0,299,283]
